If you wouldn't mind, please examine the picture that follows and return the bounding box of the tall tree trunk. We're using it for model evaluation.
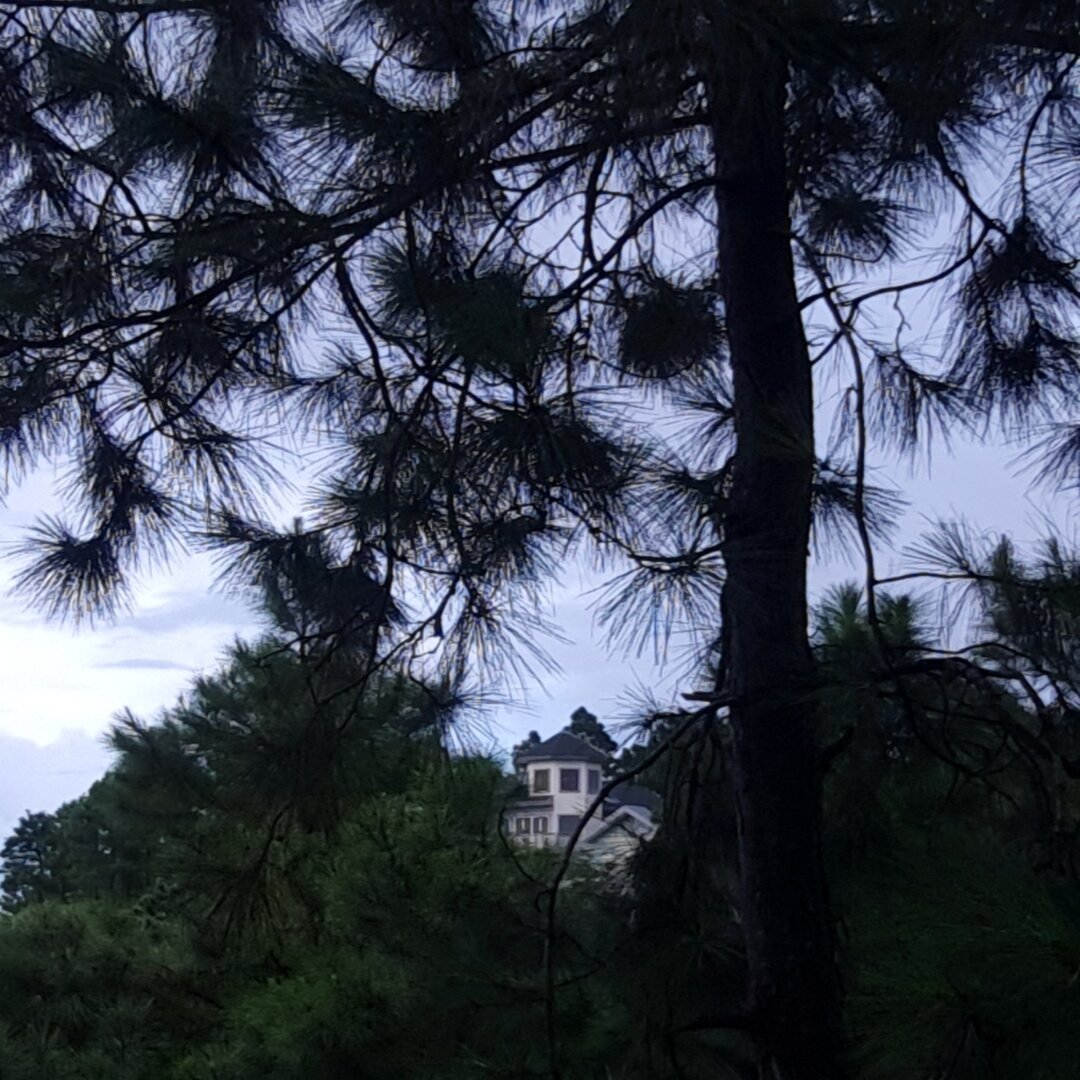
[707,12,845,1078]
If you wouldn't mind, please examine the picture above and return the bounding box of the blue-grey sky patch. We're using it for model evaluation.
[95,658,192,671]
[0,605,52,630]
[0,729,114,841]
[119,592,258,635]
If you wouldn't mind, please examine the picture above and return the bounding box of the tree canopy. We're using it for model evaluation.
[5,584,1080,1078]
[1,1,1079,1075]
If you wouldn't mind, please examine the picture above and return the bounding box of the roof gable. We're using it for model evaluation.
[606,781,661,813]
[587,805,655,843]
[515,729,610,765]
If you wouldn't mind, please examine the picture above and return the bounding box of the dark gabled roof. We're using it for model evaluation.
[587,809,654,843]
[606,782,661,814]
[515,730,610,766]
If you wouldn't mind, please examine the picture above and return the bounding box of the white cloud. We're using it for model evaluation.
[0,550,259,746]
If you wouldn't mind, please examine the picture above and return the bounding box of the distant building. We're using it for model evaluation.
[504,729,659,862]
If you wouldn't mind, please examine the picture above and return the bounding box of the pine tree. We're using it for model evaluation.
[808,584,1080,1078]
[1,2,1079,1074]
[567,706,617,756]
[1,812,62,911]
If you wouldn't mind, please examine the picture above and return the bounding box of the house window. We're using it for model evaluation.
[557,815,579,837]
[515,817,531,835]
[532,768,550,794]
[533,817,548,834]
[587,769,600,794]
[559,768,580,792]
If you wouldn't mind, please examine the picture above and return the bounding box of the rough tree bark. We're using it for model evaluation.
[707,11,845,1078]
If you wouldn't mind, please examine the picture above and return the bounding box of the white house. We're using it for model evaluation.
[504,729,659,861]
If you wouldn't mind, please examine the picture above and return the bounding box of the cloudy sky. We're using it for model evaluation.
[0,463,678,838]
[0,423,1061,842]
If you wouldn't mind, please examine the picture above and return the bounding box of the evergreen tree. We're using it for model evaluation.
[511,729,541,766]
[1,776,165,913]
[809,584,1080,1077]
[0,901,213,1080]
[567,706,617,756]
[0,645,623,1078]
[7,583,1080,1076]
[0,2,1078,1074]
[1,812,62,911]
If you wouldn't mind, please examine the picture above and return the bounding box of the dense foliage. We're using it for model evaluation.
[6,576,1080,1077]
[0,638,617,1079]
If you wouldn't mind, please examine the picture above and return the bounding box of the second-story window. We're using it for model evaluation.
[560,768,580,792]
[587,769,600,794]
[533,768,550,794]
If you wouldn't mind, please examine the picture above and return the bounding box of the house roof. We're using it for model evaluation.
[606,782,661,814]
[587,805,656,843]
[515,730,610,766]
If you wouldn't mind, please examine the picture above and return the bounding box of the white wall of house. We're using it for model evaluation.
[586,810,654,864]
[510,757,605,847]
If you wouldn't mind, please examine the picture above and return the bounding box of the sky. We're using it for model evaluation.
[0,423,1064,842]
[0,9,1067,848]
[0,138,1068,840]
[0,465,679,837]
